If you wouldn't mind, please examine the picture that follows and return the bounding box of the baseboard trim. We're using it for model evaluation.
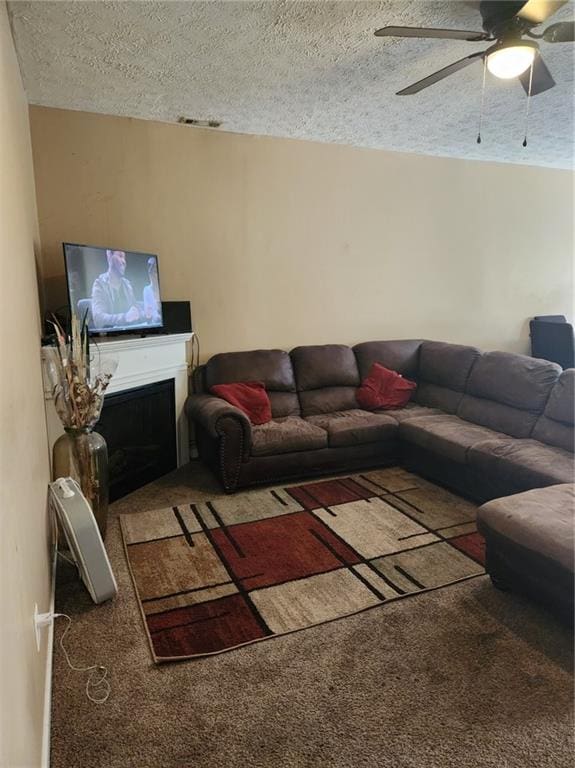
[41,547,57,768]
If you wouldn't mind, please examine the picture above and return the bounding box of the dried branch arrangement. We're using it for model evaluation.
[44,314,116,430]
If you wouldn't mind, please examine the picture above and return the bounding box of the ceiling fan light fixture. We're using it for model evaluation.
[486,43,536,79]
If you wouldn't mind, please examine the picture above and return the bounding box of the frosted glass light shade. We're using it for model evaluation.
[487,44,536,79]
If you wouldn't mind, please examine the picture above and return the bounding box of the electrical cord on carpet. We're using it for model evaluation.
[53,614,111,704]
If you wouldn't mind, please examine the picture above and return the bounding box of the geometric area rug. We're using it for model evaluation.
[120,468,485,663]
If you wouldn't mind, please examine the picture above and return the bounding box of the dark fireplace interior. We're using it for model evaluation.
[95,378,177,502]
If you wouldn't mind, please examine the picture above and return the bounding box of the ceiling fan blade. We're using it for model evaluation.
[375,25,488,41]
[517,0,568,24]
[542,20,575,42]
[397,51,486,95]
[519,52,556,95]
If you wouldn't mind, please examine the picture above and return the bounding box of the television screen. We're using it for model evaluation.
[63,243,163,335]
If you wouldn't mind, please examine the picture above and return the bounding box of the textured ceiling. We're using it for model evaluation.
[8,0,575,167]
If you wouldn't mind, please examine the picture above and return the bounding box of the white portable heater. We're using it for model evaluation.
[49,477,118,604]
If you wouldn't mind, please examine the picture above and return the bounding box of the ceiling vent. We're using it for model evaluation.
[178,117,222,128]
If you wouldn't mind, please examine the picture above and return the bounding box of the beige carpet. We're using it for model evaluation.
[50,462,574,768]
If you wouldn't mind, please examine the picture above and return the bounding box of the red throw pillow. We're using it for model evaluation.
[210,381,272,425]
[356,363,417,410]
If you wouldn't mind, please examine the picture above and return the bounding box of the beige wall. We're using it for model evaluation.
[0,4,52,767]
[30,106,573,359]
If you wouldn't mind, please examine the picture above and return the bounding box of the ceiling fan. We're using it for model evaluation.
[375,0,574,96]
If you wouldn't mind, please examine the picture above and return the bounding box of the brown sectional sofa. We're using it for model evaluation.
[187,339,575,498]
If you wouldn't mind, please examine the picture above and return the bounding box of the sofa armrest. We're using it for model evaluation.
[187,394,252,491]
[186,394,252,461]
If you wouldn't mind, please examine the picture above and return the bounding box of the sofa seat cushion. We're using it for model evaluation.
[468,439,575,492]
[399,415,509,464]
[251,417,328,457]
[384,404,443,423]
[477,484,574,573]
[306,409,398,448]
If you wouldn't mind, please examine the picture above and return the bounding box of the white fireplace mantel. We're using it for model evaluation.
[42,332,193,470]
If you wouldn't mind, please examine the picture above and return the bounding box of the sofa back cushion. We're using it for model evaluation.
[415,341,481,413]
[205,349,299,418]
[458,351,561,438]
[291,344,360,416]
[353,340,422,380]
[532,369,575,452]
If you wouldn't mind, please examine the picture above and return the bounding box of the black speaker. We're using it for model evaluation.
[161,301,192,334]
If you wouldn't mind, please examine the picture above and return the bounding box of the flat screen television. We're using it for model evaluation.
[63,243,164,335]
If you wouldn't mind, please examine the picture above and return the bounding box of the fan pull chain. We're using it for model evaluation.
[523,59,534,148]
[477,56,487,144]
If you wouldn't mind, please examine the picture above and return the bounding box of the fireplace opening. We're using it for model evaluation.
[95,378,177,502]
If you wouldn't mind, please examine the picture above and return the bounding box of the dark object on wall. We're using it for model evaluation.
[530,315,575,370]
[161,301,192,334]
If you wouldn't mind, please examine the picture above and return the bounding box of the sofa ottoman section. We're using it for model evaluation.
[477,484,575,623]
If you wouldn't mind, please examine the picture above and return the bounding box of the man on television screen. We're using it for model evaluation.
[91,250,141,329]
